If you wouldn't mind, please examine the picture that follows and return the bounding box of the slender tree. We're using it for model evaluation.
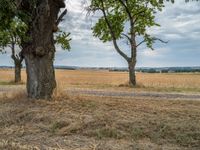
[89,0,167,86]
[0,18,27,83]
[0,18,70,84]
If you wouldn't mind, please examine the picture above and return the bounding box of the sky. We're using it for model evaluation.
[0,0,200,68]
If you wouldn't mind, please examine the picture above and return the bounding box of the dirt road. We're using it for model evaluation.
[66,88,200,101]
[1,85,200,100]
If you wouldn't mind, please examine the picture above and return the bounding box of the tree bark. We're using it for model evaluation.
[20,0,65,99]
[128,61,136,86]
[11,43,23,83]
[24,53,56,99]
[14,60,22,83]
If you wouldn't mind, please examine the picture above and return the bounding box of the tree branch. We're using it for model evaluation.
[121,33,132,44]
[117,0,138,60]
[56,9,67,26]
[99,0,130,61]
[152,37,168,44]
[136,40,145,47]
[11,42,17,62]
[117,0,132,21]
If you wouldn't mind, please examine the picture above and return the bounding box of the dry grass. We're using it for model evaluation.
[0,92,200,149]
[0,69,200,149]
[55,70,200,93]
[0,69,26,83]
[0,69,200,93]
[55,70,200,92]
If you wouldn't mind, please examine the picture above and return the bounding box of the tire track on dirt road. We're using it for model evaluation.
[1,86,200,101]
[66,88,200,101]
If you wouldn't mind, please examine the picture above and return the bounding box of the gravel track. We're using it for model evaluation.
[66,88,200,101]
[1,86,200,101]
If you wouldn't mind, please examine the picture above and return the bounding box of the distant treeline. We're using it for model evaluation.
[110,67,200,73]
[136,68,200,73]
[1,66,200,73]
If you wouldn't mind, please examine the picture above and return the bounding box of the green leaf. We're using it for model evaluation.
[55,31,71,50]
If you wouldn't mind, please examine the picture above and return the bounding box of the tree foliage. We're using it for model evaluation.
[55,31,71,50]
[0,0,16,28]
[0,0,71,51]
[0,18,27,52]
[90,0,164,51]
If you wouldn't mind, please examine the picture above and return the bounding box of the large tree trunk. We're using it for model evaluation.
[21,0,65,99]
[14,60,22,83]
[24,54,56,99]
[128,61,136,86]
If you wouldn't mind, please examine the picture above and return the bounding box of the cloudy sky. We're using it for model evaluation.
[0,0,200,68]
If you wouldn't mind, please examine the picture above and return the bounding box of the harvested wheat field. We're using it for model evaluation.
[0,92,200,150]
[56,70,200,93]
[1,69,200,93]
[0,69,200,149]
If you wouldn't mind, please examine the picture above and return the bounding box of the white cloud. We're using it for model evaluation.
[1,0,200,67]
[151,0,200,41]
[54,0,200,67]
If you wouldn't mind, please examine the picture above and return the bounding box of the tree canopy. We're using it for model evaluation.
[0,18,27,52]
[90,0,165,53]
[0,0,71,52]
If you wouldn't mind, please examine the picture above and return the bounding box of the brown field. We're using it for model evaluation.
[0,69,200,93]
[0,69,200,149]
[0,92,200,149]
